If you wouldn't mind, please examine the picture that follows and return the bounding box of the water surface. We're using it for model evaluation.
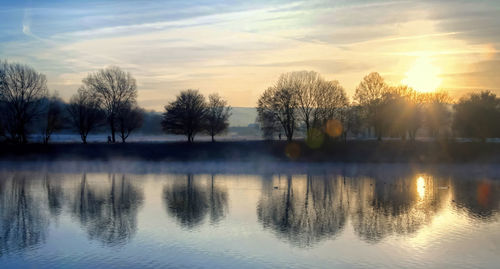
[0,162,499,268]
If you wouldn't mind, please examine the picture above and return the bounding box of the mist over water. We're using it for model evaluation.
[0,161,499,268]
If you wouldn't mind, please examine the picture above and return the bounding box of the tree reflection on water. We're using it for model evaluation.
[257,174,348,247]
[0,168,498,253]
[257,172,498,246]
[348,175,448,243]
[163,174,228,228]
[451,179,500,221]
[70,173,144,246]
[0,173,49,256]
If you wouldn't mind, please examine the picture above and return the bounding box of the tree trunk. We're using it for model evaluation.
[44,130,51,144]
[211,134,215,142]
[110,118,116,143]
[22,132,27,144]
[120,128,126,143]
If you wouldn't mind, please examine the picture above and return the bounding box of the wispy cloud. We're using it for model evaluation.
[0,0,499,109]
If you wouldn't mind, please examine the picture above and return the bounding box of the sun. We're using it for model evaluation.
[402,57,442,92]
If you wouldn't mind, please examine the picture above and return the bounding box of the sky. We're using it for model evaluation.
[1,0,499,110]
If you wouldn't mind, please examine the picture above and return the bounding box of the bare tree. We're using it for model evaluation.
[257,85,298,141]
[0,100,5,139]
[312,80,349,128]
[40,93,65,144]
[258,71,347,141]
[205,94,231,142]
[81,66,138,143]
[277,71,320,132]
[258,110,282,140]
[116,104,144,143]
[276,72,348,132]
[0,61,48,143]
[162,89,207,142]
[338,105,362,142]
[0,65,4,139]
[67,89,104,144]
[354,72,387,140]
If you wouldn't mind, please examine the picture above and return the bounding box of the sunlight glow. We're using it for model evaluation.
[402,57,442,92]
[417,176,426,199]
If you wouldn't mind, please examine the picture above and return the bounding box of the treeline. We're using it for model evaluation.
[0,60,231,144]
[257,71,500,143]
[2,60,499,145]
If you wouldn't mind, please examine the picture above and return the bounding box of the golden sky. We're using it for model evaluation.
[1,0,499,110]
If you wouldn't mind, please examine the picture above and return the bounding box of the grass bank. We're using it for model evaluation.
[1,140,500,163]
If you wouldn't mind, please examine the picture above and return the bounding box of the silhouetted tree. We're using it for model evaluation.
[271,71,348,138]
[379,86,422,140]
[40,93,65,144]
[312,80,349,130]
[116,104,144,143]
[67,89,105,144]
[258,110,282,140]
[81,66,138,143]
[421,91,452,139]
[453,91,500,141]
[257,85,298,141]
[205,94,231,142]
[0,61,48,143]
[162,89,207,142]
[0,101,6,139]
[354,72,387,140]
[338,105,362,142]
[279,71,320,133]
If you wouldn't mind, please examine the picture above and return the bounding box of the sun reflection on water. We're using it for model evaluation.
[417,176,426,199]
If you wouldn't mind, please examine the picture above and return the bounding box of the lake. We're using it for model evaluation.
[0,162,499,268]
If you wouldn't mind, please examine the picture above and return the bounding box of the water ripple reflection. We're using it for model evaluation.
[0,163,498,268]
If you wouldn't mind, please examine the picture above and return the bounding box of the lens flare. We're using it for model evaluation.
[285,142,301,160]
[306,128,324,149]
[477,182,491,207]
[325,119,343,138]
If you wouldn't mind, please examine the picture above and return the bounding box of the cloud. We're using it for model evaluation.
[22,9,32,36]
[1,0,500,110]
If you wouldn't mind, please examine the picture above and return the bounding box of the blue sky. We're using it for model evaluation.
[1,0,499,109]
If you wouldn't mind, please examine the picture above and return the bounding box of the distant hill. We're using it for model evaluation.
[229,107,257,127]
[136,107,257,134]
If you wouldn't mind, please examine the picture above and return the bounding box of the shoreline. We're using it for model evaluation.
[1,140,500,163]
